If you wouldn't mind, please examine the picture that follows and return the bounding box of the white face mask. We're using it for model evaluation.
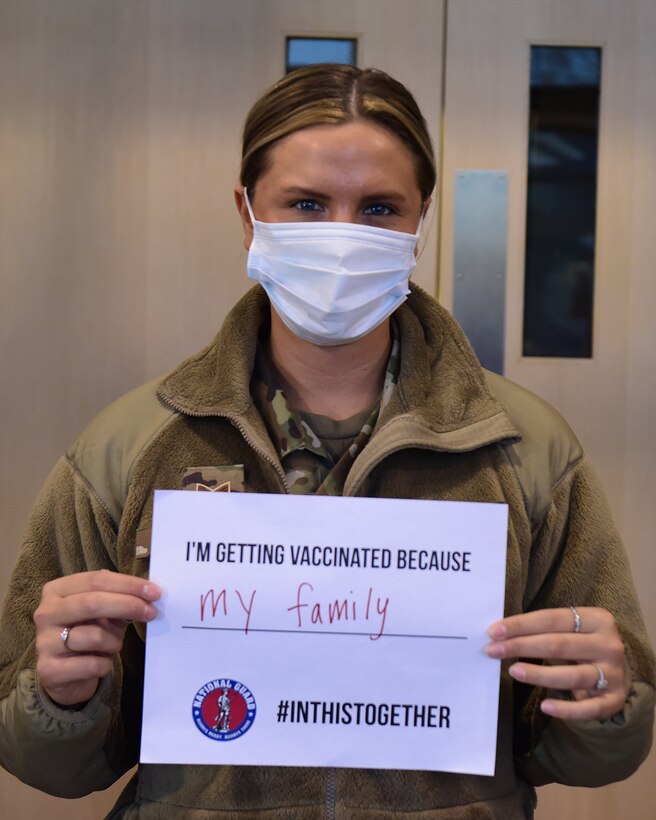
[244,191,422,346]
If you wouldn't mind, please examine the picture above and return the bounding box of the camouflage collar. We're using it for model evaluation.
[250,347,330,462]
[250,332,401,495]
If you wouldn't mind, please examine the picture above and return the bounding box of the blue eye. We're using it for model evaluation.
[294,199,322,211]
[363,203,393,216]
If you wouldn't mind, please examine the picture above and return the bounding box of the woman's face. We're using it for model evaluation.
[236,119,426,247]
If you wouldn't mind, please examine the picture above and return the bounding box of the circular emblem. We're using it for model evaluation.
[192,678,256,741]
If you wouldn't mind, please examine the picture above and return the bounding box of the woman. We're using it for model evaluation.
[0,64,653,819]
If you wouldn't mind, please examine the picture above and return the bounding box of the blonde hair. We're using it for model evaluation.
[240,64,436,201]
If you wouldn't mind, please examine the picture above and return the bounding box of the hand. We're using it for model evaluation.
[33,569,161,707]
[486,607,628,720]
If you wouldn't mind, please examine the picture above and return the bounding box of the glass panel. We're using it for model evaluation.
[523,46,601,358]
[286,37,357,72]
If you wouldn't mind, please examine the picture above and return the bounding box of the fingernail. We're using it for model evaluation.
[143,604,157,621]
[486,642,505,659]
[143,583,159,599]
[488,624,507,639]
[509,663,526,680]
[541,701,556,715]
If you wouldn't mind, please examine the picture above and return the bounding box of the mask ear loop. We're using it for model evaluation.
[415,194,434,239]
[243,187,257,225]
[413,200,431,259]
[415,212,425,240]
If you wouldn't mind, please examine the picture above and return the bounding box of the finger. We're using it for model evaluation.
[540,691,626,721]
[35,618,125,661]
[41,570,160,602]
[35,590,158,630]
[54,619,126,657]
[37,651,115,690]
[488,607,613,640]
[486,632,605,661]
[508,661,621,693]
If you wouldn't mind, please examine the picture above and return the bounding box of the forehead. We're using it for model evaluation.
[261,120,420,194]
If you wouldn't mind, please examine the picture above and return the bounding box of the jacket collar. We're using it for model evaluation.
[157,284,520,451]
[158,286,267,418]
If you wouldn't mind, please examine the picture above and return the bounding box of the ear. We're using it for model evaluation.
[234,185,254,250]
[421,195,432,219]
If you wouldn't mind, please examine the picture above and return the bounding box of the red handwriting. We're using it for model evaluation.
[198,583,390,640]
[287,581,390,640]
[200,588,256,634]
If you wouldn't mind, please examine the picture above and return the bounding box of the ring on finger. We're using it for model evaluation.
[570,606,582,633]
[60,626,74,652]
[591,663,609,692]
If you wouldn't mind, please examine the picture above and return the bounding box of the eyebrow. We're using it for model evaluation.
[360,191,408,204]
[281,186,408,203]
[281,186,330,199]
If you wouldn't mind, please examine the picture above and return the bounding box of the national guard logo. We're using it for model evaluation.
[192,678,256,741]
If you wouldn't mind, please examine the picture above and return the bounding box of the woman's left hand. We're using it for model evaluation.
[486,606,629,720]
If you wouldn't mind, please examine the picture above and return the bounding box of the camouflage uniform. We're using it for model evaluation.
[250,331,401,496]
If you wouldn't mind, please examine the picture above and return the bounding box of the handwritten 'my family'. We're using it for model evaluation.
[198,582,390,640]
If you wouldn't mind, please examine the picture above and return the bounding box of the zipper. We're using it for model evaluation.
[325,767,336,820]
[158,397,290,493]
[225,412,291,492]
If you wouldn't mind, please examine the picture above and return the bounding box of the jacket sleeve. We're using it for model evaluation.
[0,457,137,797]
[515,457,655,786]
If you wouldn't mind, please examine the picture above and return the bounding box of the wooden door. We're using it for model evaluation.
[439,3,656,818]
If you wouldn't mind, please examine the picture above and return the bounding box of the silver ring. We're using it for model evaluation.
[591,664,609,691]
[60,626,73,651]
[570,606,582,633]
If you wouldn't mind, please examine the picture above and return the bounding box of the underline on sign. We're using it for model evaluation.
[181,625,467,640]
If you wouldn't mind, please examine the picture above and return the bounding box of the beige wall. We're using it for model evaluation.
[0,1,443,816]
[0,1,653,817]
[0,2,265,815]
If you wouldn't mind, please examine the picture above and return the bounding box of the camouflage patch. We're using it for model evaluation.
[284,458,330,494]
[271,392,291,428]
[300,419,323,450]
[180,465,245,493]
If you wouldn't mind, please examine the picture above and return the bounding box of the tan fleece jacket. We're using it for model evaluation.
[0,285,653,819]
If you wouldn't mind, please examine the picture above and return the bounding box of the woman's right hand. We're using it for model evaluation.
[33,569,160,707]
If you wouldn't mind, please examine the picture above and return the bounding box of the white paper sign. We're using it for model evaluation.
[141,492,507,775]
